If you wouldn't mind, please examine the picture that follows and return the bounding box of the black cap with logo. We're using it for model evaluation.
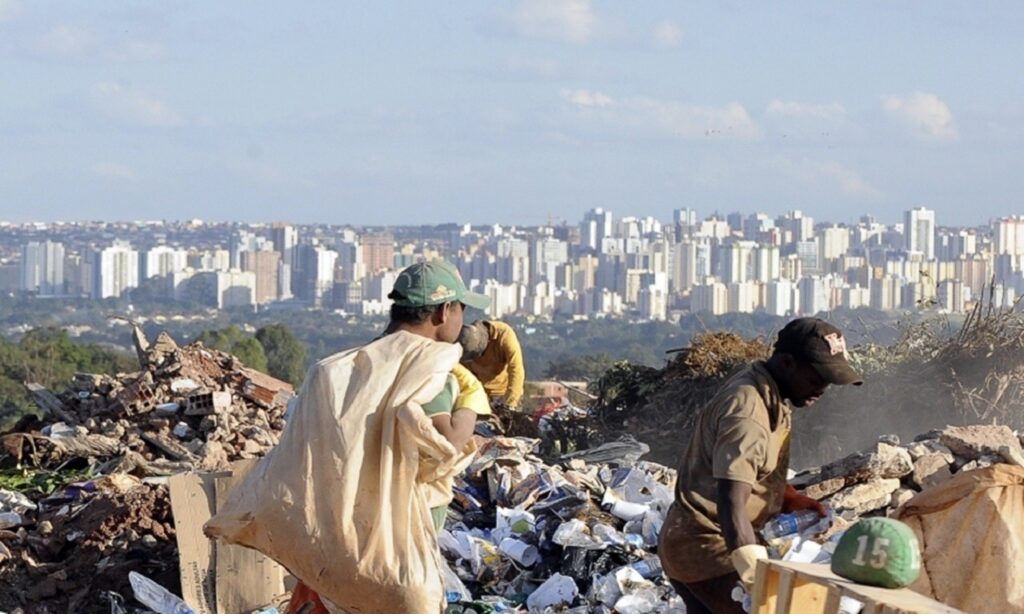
[774,318,863,386]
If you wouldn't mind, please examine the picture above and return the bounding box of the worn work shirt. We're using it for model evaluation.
[658,361,791,584]
[463,320,525,408]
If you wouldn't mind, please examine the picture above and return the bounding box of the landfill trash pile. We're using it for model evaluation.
[586,309,1024,469]
[438,436,687,613]
[1,325,294,477]
[435,423,1024,613]
[588,332,770,466]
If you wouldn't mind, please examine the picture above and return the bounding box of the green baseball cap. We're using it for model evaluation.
[831,517,921,588]
[388,259,490,310]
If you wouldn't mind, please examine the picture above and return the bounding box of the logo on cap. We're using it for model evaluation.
[824,332,847,357]
[429,285,455,301]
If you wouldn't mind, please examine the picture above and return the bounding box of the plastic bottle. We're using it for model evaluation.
[629,555,664,579]
[129,571,195,614]
[761,510,822,541]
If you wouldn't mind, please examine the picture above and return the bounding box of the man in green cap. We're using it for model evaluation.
[659,317,863,613]
[286,259,491,614]
[383,259,493,461]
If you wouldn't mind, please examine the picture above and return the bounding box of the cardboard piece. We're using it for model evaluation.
[169,460,287,614]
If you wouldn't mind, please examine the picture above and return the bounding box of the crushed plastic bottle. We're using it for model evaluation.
[761,510,823,541]
[628,555,664,580]
[129,571,195,614]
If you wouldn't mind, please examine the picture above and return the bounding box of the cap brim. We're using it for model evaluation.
[460,292,490,311]
[813,361,863,386]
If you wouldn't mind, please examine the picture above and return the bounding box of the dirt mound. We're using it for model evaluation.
[0,481,177,613]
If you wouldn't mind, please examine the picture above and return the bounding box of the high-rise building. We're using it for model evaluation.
[21,240,64,295]
[580,208,614,251]
[904,207,936,259]
[91,241,139,299]
[530,237,569,285]
[361,233,395,274]
[240,249,281,304]
[691,281,728,315]
[994,216,1024,256]
[142,246,188,280]
[270,223,298,266]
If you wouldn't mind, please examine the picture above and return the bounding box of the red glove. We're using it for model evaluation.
[782,484,826,516]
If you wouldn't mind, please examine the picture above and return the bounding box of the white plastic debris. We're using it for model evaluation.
[441,559,472,603]
[614,588,661,614]
[0,511,24,530]
[42,422,76,439]
[169,378,199,394]
[0,489,38,514]
[526,573,578,612]
[172,422,192,439]
[551,518,604,550]
[129,571,195,614]
[498,538,539,567]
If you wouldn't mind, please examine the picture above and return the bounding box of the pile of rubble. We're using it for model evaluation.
[797,424,1024,519]
[0,327,293,613]
[2,326,294,476]
[0,477,177,613]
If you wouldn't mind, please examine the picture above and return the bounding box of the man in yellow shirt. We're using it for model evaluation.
[458,319,526,408]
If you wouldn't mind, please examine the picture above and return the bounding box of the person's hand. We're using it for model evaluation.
[782,489,827,516]
[730,544,768,591]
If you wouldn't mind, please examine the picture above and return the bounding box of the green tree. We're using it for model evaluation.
[256,324,307,385]
[195,325,269,372]
[544,352,617,382]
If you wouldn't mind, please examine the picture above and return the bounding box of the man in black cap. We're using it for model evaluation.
[658,317,862,613]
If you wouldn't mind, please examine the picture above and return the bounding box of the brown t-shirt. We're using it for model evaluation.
[658,361,791,583]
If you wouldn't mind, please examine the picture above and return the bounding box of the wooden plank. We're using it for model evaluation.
[790,574,830,613]
[765,561,966,614]
[752,560,772,613]
[775,568,796,614]
[823,586,843,614]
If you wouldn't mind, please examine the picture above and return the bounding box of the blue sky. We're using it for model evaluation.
[1,1,1023,227]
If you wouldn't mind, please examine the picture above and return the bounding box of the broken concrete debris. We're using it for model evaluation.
[4,327,294,474]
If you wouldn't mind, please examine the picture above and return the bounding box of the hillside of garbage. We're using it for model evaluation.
[587,304,1024,470]
[1,313,1023,612]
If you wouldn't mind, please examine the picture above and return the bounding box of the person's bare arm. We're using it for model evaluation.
[430,408,477,452]
[717,479,758,551]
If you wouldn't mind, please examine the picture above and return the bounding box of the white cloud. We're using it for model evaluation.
[0,0,22,22]
[90,81,183,127]
[652,20,683,48]
[512,0,596,44]
[33,24,94,57]
[771,157,882,199]
[814,160,883,198]
[561,88,612,108]
[561,89,761,140]
[882,91,957,140]
[93,162,137,181]
[766,99,846,121]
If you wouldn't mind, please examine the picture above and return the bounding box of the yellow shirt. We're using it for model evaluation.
[463,320,525,408]
[658,361,791,583]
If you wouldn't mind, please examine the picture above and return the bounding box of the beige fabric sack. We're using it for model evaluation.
[204,331,472,614]
[894,463,1024,613]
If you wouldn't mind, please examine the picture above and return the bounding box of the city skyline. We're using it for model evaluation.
[8,206,1024,323]
[2,2,1024,225]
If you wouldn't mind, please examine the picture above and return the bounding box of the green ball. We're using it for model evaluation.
[830,518,922,588]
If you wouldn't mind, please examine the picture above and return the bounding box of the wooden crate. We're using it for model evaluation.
[751,560,965,614]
